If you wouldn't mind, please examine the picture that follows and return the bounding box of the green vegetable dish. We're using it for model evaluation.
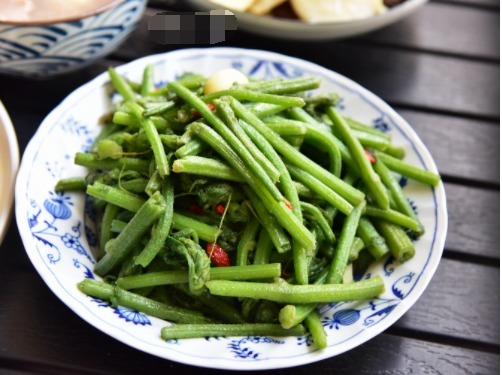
[56,65,440,349]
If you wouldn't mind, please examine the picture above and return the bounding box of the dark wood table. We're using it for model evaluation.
[0,0,499,373]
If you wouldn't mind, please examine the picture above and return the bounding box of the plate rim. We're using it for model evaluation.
[15,47,447,370]
[0,100,19,245]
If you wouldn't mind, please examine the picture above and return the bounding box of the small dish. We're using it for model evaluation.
[186,0,427,40]
[0,101,19,245]
[15,47,447,370]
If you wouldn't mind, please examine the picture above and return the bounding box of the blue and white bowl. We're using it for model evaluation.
[15,48,447,370]
[0,0,146,78]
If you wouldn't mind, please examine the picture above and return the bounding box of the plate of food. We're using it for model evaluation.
[0,101,19,245]
[186,0,427,40]
[15,47,447,370]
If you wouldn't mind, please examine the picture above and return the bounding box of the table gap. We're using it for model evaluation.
[440,175,499,190]
[441,250,500,267]
[385,327,500,354]
[432,0,500,10]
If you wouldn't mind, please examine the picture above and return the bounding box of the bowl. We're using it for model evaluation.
[0,0,146,78]
[0,101,19,245]
[15,47,447,370]
[186,0,427,40]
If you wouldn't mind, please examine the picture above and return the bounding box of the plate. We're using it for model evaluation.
[186,0,427,41]
[15,47,447,370]
[0,101,19,245]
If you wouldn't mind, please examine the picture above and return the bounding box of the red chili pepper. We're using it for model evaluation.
[189,204,206,216]
[364,149,376,164]
[215,204,225,215]
[206,243,230,267]
[193,103,216,118]
[284,199,293,212]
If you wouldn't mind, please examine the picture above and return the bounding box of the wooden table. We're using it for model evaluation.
[0,0,499,373]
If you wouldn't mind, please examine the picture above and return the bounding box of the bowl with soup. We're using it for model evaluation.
[0,0,146,78]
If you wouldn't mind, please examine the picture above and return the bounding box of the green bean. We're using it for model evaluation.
[159,134,179,150]
[87,182,145,212]
[206,275,384,304]
[230,99,364,206]
[108,66,135,102]
[125,102,169,177]
[327,107,389,210]
[140,64,155,97]
[263,117,307,136]
[75,153,149,174]
[235,119,309,284]
[364,205,422,233]
[145,170,163,196]
[99,203,120,258]
[142,101,175,117]
[287,164,353,216]
[90,123,122,152]
[352,129,391,151]
[202,89,306,107]
[250,103,289,118]
[94,191,166,275]
[301,202,336,245]
[170,82,283,202]
[287,107,358,171]
[303,122,342,178]
[117,264,282,289]
[253,228,274,265]
[374,220,415,263]
[217,99,280,183]
[244,77,321,95]
[55,177,86,192]
[373,159,423,235]
[172,156,245,182]
[236,216,261,266]
[110,219,127,233]
[161,323,305,340]
[304,311,327,349]
[357,217,389,260]
[78,279,208,323]
[171,213,220,243]
[326,202,365,284]
[174,138,208,158]
[383,144,406,159]
[349,237,365,262]
[136,179,175,268]
[376,152,441,186]
[192,122,315,251]
[119,178,148,194]
[343,117,391,140]
[113,111,168,131]
[243,186,291,254]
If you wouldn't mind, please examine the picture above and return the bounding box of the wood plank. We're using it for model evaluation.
[0,270,497,374]
[398,109,499,184]
[363,2,499,60]
[394,258,500,346]
[444,183,499,258]
[434,0,499,9]
[109,11,500,118]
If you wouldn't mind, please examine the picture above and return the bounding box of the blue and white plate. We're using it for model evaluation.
[15,47,447,370]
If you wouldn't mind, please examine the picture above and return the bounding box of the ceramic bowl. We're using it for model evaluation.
[186,0,427,41]
[0,0,146,78]
[15,47,447,370]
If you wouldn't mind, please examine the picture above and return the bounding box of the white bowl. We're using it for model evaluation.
[186,0,427,40]
[0,101,19,245]
[0,0,146,78]
[15,47,447,370]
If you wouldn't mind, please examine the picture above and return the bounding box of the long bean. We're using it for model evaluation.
[236,215,261,266]
[327,107,389,210]
[253,229,274,265]
[87,182,145,212]
[108,67,135,102]
[75,153,149,174]
[113,111,168,131]
[172,156,245,182]
[99,203,120,258]
[140,64,154,97]
[161,323,305,340]
[206,275,384,304]
[304,311,327,349]
[202,89,306,107]
[78,279,208,323]
[300,202,336,244]
[230,98,364,206]
[94,191,166,276]
[376,152,440,186]
[242,77,321,94]
[374,220,415,263]
[55,177,86,192]
[373,158,424,235]
[170,81,283,202]
[117,263,282,289]
[357,217,389,260]
[364,205,422,233]
[326,202,365,285]
[172,213,220,243]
